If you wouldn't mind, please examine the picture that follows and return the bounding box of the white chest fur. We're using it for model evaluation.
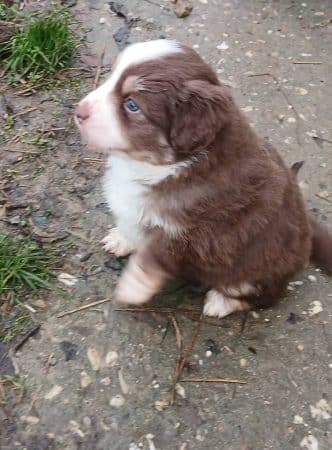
[103,156,188,246]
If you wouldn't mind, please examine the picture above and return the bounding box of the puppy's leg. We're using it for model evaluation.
[101,227,135,257]
[115,252,168,305]
[203,289,250,318]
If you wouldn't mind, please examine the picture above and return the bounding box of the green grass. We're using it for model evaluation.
[0,3,19,21]
[0,233,55,307]
[3,7,75,81]
[0,312,28,343]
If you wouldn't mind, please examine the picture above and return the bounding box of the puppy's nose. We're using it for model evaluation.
[75,102,91,124]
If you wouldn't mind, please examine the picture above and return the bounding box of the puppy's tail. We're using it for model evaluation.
[310,217,332,274]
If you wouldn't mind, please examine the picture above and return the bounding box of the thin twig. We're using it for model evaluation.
[114,307,202,315]
[12,106,39,118]
[315,194,332,204]
[170,314,183,352]
[293,61,322,65]
[93,44,106,90]
[57,298,110,318]
[170,313,203,405]
[14,324,41,352]
[181,377,247,385]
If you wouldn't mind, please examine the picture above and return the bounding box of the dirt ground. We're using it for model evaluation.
[0,1,331,449]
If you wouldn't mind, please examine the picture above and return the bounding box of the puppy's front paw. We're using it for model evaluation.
[101,227,134,257]
[115,257,165,305]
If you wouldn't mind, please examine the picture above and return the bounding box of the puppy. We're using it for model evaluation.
[75,40,332,318]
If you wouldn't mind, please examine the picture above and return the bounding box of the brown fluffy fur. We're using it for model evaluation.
[77,42,332,311]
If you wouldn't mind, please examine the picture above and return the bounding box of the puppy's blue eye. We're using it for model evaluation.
[124,98,140,113]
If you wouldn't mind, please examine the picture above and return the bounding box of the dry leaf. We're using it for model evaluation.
[87,347,101,371]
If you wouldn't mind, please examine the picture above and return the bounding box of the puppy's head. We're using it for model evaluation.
[75,40,232,164]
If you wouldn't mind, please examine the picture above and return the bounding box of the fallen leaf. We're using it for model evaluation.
[154,398,169,411]
[172,0,193,18]
[87,347,101,371]
[44,385,63,400]
[57,272,78,287]
[316,190,329,199]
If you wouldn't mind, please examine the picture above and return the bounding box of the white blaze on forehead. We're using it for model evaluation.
[78,40,182,152]
[109,39,182,89]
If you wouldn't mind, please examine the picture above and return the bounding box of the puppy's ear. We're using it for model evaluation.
[170,80,233,154]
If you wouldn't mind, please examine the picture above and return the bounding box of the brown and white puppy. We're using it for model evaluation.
[75,40,332,318]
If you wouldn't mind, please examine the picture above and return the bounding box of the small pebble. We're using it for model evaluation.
[297,344,304,352]
[217,41,229,50]
[240,358,247,367]
[310,398,331,420]
[83,416,91,427]
[105,351,118,366]
[175,383,186,398]
[308,301,323,316]
[251,311,260,319]
[205,350,212,358]
[308,275,317,282]
[99,17,106,24]
[293,414,304,424]
[80,371,92,388]
[100,377,111,386]
[110,394,125,408]
[300,435,319,450]
[48,354,57,366]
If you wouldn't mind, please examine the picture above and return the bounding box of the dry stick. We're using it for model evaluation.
[170,313,203,405]
[181,377,246,385]
[6,148,40,154]
[248,72,302,146]
[57,298,110,318]
[13,106,39,118]
[14,324,41,352]
[170,314,183,352]
[293,61,322,65]
[114,307,202,315]
[93,44,106,90]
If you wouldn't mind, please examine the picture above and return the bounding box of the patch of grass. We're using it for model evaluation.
[3,6,75,81]
[0,375,25,406]
[21,131,48,148]
[0,311,28,343]
[0,3,19,21]
[0,233,55,307]
[4,115,15,130]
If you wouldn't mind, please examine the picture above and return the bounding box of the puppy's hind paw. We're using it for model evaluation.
[203,289,250,318]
